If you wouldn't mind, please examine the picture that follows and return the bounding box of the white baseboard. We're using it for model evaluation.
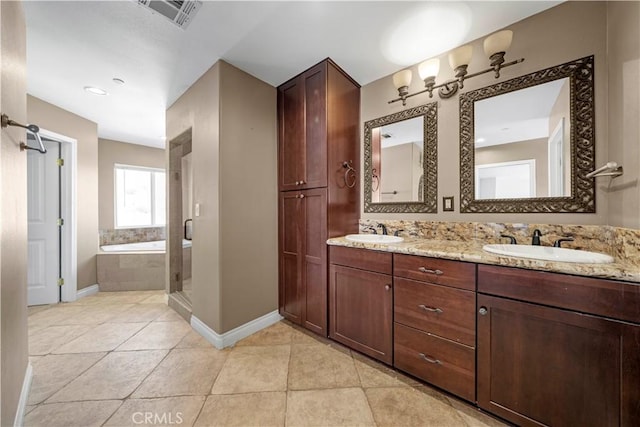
[191,310,283,350]
[76,284,99,300]
[14,363,33,427]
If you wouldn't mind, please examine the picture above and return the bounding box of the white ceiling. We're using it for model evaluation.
[23,0,561,148]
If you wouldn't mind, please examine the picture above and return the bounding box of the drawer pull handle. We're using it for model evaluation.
[418,267,443,275]
[418,304,443,314]
[384,284,391,291]
[419,353,442,365]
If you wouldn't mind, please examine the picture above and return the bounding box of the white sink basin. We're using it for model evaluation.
[345,234,404,244]
[482,244,614,264]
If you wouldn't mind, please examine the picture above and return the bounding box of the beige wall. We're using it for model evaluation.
[167,62,222,331]
[476,138,549,197]
[361,1,608,224]
[607,1,640,228]
[27,96,99,289]
[98,138,165,230]
[1,2,29,425]
[166,60,277,334]
[218,61,278,332]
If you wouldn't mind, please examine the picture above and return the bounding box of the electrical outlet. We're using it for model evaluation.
[195,203,200,217]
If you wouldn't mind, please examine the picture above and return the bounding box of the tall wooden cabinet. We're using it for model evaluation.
[278,59,360,336]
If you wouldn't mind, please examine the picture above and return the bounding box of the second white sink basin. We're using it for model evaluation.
[345,234,404,244]
[482,244,614,264]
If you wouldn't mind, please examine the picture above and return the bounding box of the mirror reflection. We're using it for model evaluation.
[474,78,570,200]
[459,55,595,214]
[371,117,424,203]
[364,102,437,213]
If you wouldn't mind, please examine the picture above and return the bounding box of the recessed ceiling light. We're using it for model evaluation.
[112,78,125,85]
[84,86,108,96]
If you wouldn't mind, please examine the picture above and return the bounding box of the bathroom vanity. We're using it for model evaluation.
[327,238,640,427]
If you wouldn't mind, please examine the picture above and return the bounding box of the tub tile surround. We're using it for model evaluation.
[99,227,166,246]
[345,220,640,282]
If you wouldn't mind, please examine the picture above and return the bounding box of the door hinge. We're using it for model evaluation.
[57,158,64,167]
[175,272,180,282]
[57,278,65,286]
[57,218,64,226]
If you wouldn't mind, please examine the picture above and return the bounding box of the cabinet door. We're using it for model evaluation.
[301,188,327,334]
[302,63,327,189]
[477,294,627,427]
[278,77,304,191]
[278,192,302,323]
[329,264,393,364]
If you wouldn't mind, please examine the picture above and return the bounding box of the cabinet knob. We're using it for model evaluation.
[384,284,391,291]
[295,181,300,185]
[479,307,488,316]
[300,180,305,185]
[299,194,305,199]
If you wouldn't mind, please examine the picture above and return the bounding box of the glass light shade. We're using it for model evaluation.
[418,58,440,80]
[392,69,412,89]
[484,30,513,57]
[448,45,473,69]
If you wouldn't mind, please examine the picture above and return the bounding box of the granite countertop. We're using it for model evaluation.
[327,236,640,285]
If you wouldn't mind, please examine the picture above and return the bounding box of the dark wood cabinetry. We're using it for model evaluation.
[277,59,360,336]
[477,265,640,427]
[393,254,477,402]
[329,247,393,364]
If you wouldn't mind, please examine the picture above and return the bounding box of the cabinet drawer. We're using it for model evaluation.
[395,277,475,346]
[394,323,475,402]
[394,254,476,290]
[330,246,392,275]
[478,264,640,324]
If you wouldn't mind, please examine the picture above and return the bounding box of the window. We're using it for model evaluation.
[115,164,166,228]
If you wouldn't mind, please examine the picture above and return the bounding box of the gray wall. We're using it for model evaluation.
[1,2,28,425]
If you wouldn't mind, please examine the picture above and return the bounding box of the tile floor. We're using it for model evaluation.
[25,290,507,427]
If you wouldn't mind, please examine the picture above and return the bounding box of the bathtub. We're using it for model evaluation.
[100,239,192,252]
[97,240,192,291]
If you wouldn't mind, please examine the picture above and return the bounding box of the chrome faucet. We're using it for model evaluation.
[531,229,542,246]
[377,224,388,235]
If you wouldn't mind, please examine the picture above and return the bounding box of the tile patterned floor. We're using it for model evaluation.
[25,291,507,427]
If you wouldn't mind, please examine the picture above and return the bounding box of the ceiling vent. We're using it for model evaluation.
[136,0,202,29]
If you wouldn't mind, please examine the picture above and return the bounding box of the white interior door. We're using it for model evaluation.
[27,140,60,306]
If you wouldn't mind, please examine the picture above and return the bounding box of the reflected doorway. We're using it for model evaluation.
[168,129,193,305]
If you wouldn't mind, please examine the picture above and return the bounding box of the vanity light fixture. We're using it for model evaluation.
[389,30,524,105]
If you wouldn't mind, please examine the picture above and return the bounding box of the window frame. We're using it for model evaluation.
[114,163,166,229]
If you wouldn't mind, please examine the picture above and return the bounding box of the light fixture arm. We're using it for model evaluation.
[389,57,525,105]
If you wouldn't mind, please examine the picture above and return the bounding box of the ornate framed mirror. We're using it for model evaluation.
[459,55,595,213]
[364,103,438,213]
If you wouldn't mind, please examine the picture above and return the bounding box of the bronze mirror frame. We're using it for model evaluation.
[459,55,595,213]
[364,102,438,213]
